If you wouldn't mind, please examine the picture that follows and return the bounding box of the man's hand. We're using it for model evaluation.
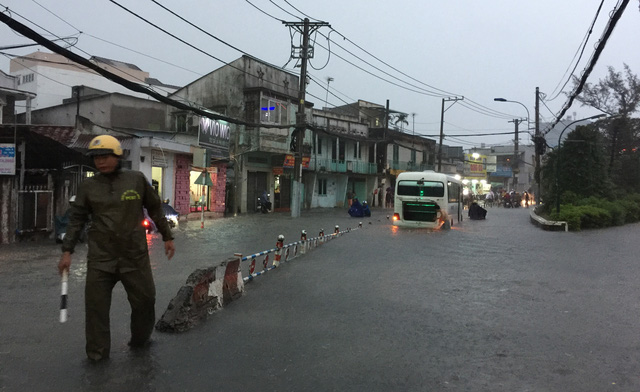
[165,240,176,260]
[59,252,72,275]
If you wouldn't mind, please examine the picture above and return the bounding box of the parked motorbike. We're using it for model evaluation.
[257,193,272,213]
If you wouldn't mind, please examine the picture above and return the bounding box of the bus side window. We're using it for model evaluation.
[448,183,460,203]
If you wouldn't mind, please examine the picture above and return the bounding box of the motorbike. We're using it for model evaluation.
[257,193,272,213]
[143,201,179,233]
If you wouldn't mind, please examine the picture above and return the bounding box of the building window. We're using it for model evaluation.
[176,114,187,133]
[318,178,327,195]
[260,97,288,125]
[393,145,399,162]
[422,150,427,163]
[411,149,416,163]
[22,73,34,84]
[316,137,322,155]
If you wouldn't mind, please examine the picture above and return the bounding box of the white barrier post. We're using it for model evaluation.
[273,234,284,268]
[300,230,307,254]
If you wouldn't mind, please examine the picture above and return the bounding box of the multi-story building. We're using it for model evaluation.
[168,55,307,214]
[467,144,536,195]
[9,52,178,112]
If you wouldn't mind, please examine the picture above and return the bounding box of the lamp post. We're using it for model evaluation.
[494,98,530,192]
[554,114,607,215]
[324,77,334,109]
[494,98,530,128]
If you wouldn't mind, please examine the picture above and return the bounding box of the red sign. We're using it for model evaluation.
[283,155,310,168]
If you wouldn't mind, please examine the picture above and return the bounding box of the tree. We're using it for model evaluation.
[572,64,640,189]
[391,113,409,131]
[541,124,611,208]
[574,64,640,116]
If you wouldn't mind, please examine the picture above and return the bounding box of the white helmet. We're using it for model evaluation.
[69,195,76,203]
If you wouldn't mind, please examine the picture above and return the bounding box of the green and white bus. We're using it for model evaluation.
[392,171,463,228]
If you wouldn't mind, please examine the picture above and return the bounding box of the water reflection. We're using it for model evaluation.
[81,349,162,391]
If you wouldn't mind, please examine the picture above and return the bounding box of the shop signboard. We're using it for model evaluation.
[198,117,230,159]
[283,154,309,169]
[0,144,16,175]
[465,153,486,178]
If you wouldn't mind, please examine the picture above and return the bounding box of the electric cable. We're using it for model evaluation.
[267,0,301,20]
[1,52,74,87]
[543,0,629,136]
[546,0,605,101]
[244,0,285,22]
[0,11,302,129]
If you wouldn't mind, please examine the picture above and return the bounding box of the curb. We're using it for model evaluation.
[529,207,568,232]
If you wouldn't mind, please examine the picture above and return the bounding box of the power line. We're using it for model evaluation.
[546,0,606,101]
[3,2,177,97]
[0,11,302,129]
[1,52,74,87]
[109,0,298,94]
[544,0,629,136]
[244,0,284,22]
[267,0,301,20]
[249,1,519,120]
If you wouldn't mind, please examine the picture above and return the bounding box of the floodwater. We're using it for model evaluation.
[1,206,639,391]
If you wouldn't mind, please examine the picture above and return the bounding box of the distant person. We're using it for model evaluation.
[524,191,530,208]
[362,200,371,217]
[348,198,364,217]
[347,190,355,207]
[385,186,393,208]
[485,190,494,208]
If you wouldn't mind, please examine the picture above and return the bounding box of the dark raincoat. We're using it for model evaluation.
[62,168,174,272]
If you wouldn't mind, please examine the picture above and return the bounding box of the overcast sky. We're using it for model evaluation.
[1,0,639,148]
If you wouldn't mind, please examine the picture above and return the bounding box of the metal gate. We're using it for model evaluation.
[246,171,268,213]
[18,187,53,232]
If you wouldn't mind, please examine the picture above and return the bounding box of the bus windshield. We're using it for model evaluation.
[397,180,444,197]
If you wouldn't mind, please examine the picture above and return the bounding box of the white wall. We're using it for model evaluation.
[12,64,175,112]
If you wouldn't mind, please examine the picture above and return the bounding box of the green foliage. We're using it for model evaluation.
[551,194,640,230]
[619,199,640,222]
[549,205,582,231]
[578,205,612,229]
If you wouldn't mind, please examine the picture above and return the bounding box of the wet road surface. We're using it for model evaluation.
[1,206,640,391]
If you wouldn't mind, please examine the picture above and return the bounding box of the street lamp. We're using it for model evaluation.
[494,97,530,192]
[555,113,607,215]
[494,98,530,126]
[324,77,334,108]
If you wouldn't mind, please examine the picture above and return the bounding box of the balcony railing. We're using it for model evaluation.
[309,157,377,174]
[389,161,434,172]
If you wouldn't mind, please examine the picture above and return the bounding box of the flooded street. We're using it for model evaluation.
[1,206,640,391]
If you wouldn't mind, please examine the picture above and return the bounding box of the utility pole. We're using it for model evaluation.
[509,118,523,192]
[284,18,330,217]
[534,87,541,203]
[437,96,464,172]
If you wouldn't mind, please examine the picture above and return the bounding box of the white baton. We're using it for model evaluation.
[60,270,68,323]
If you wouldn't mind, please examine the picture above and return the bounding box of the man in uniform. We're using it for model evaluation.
[58,134,176,362]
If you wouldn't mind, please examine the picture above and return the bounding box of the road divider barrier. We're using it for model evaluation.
[155,256,243,333]
[156,225,357,332]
